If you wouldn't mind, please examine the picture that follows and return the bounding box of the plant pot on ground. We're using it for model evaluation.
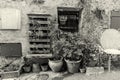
[65,58,81,73]
[48,34,65,72]
[22,56,32,73]
[41,63,49,71]
[80,68,86,73]
[79,58,86,73]
[22,64,32,73]
[64,46,83,73]
[81,42,104,74]
[48,56,63,72]
[32,63,41,73]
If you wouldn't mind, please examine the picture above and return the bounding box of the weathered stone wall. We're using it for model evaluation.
[0,0,80,67]
[0,0,80,56]
[0,0,120,67]
[81,0,120,43]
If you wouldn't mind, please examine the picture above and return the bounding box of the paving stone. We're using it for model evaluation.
[52,76,64,80]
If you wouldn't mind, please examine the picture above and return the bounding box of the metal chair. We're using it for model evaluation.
[100,29,120,72]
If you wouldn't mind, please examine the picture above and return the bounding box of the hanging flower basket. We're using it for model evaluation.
[59,15,67,25]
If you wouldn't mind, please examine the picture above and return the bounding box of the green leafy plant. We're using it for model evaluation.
[51,41,64,60]
[3,64,20,72]
[58,33,84,61]
[82,42,103,67]
[50,29,65,60]
[2,59,22,72]
[64,46,83,61]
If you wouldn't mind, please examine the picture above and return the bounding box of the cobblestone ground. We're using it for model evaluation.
[64,71,120,80]
[12,70,120,80]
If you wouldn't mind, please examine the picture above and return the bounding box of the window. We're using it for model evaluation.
[57,7,83,32]
[111,11,120,29]
[28,14,51,55]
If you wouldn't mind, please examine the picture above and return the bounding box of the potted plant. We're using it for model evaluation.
[64,45,83,73]
[82,42,104,74]
[79,52,87,73]
[41,63,49,71]
[63,34,82,73]
[48,29,67,72]
[32,63,41,73]
[59,15,67,25]
[48,55,63,72]
[48,40,64,72]
[79,44,87,73]
[82,43,103,67]
[22,57,32,73]
[22,63,32,73]
[80,66,86,73]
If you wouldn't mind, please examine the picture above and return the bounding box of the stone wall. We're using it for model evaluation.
[0,0,80,56]
[0,0,120,67]
[80,0,120,44]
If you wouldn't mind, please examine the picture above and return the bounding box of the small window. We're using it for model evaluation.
[57,7,83,32]
[111,11,120,29]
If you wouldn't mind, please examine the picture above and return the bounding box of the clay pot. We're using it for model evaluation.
[65,59,81,73]
[41,63,48,71]
[32,63,41,73]
[23,65,31,73]
[48,59,63,72]
[80,68,86,73]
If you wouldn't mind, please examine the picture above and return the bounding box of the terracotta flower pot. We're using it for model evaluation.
[48,59,63,72]
[23,65,31,73]
[65,59,81,73]
[32,63,41,73]
[41,64,48,71]
[80,68,86,73]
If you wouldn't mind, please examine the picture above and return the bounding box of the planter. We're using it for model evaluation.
[23,65,31,73]
[32,63,41,73]
[41,63,48,71]
[86,67,104,75]
[80,68,86,73]
[48,59,63,72]
[65,59,81,73]
[1,65,23,79]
